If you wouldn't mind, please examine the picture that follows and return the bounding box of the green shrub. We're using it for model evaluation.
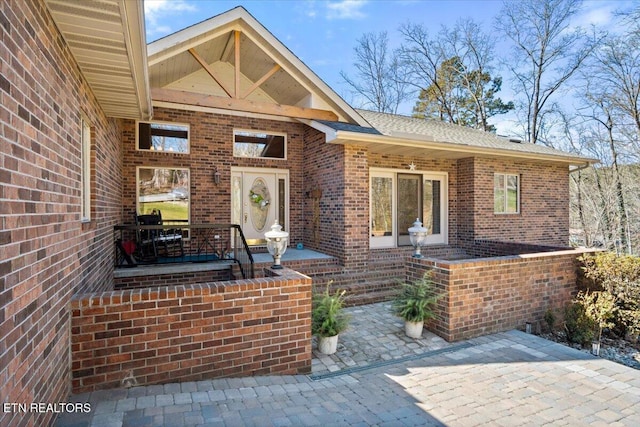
[574,290,617,343]
[564,302,595,345]
[392,273,440,323]
[544,308,556,332]
[580,252,640,336]
[312,282,350,338]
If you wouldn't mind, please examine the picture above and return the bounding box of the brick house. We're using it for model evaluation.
[1,2,596,423]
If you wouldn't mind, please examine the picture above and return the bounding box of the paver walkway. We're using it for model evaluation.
[312,302,450,377]
[54,302,640,427]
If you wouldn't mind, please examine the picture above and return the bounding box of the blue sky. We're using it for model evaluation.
[143,0,625,131]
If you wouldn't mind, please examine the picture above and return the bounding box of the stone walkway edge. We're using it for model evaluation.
[309,341,475,380]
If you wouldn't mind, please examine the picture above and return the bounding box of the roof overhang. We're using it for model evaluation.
[306,120,598,168]
[147,6,367,126]
[45,0,152,120]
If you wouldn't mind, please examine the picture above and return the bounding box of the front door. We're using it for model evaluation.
[370,169,448,248]
[231,168,288,245]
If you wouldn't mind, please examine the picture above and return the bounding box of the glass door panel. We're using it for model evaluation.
[397,174,422,246]
[371,177,393,237]
[370,174,394,247]
[423,179,441,235]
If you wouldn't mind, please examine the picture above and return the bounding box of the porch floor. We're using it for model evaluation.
[252,248,334,264]
[311,301,450,378]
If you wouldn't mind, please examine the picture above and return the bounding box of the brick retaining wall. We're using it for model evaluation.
[407,249,595,342]
[71,269,311,393]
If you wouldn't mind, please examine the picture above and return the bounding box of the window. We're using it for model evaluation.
[234,130,286,159]
[370,169,447,248]
[137,121,189,153]
[494,173,519,214]
[137,167,190,223]
[81,117,91,222]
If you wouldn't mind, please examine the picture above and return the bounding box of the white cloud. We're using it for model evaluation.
[144,0,197,38]
[576,3,616,28]
[325,0,368,20]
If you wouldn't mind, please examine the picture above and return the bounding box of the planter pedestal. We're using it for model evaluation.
[318,335,339,355]
[405,321,424,339]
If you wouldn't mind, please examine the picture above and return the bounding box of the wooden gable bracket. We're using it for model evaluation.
[188,48,233,97]
[151,87,338,121]
[174,29,338,121]
[188,30,281,101]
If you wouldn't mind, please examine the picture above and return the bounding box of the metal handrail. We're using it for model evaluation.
[114,223,254,279]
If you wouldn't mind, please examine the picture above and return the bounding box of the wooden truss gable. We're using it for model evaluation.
[150,27,339,122]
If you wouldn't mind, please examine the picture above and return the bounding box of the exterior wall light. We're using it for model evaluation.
[265,220,288,269]
[408,218,428,258]
[213,166,221,185]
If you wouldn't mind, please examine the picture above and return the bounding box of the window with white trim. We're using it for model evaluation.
[494,173,520,214]
[137,121,189,153]
[81,117,91,222]
[370,169,448,248]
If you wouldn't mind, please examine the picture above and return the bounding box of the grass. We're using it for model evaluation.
[140,201,188,220]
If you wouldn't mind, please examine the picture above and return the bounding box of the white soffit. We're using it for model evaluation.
[45,0,152,120]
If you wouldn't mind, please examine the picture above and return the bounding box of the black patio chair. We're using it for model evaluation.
[135,211,184,260]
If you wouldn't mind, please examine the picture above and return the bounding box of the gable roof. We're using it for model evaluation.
[312,110,596,167]
[146,6,367,125]
[45,0,151,120]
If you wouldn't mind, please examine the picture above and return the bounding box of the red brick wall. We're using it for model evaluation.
[121,108,307,244]
[466,157,570,247]
[70,269,312,393]
[1,1,122,425]
[114,269,235,290]
[407,249,591,342]
[302,126,347,261]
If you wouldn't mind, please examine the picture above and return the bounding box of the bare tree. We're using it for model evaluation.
[340,31,410,114]
[398,20,512,131]
[572,9,640,254]
[496,0,598,144]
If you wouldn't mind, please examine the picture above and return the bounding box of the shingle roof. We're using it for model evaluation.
[319,109,594,163]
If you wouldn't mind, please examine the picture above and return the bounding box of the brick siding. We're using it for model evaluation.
[302,125,347,262]
[114,269,235,290]
[71,269,311,393]
[121,108,308,245]
[1,1,123,425]
[407,249,595,342]
[465,157,570,247]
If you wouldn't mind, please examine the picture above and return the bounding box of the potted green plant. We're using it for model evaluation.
[392,273,440,338]
[312,282,349,355]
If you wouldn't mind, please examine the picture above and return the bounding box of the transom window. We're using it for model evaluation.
[234,130,286,159]
[494,173,520,214]
[137,121,189,153]
[370,169,448,248]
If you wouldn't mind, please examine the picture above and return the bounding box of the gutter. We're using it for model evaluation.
[331,129,597,167]
[569,162,593,173]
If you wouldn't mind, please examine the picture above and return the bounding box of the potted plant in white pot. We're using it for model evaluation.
[312,282,349,355]
[392,273,440,339]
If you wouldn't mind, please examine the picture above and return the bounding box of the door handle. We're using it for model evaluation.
[244,212,248,223]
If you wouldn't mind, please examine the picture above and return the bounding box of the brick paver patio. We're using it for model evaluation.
[54,302,640,427]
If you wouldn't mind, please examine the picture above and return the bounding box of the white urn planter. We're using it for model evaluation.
[318,335,339,355]
[405,321,424,339]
